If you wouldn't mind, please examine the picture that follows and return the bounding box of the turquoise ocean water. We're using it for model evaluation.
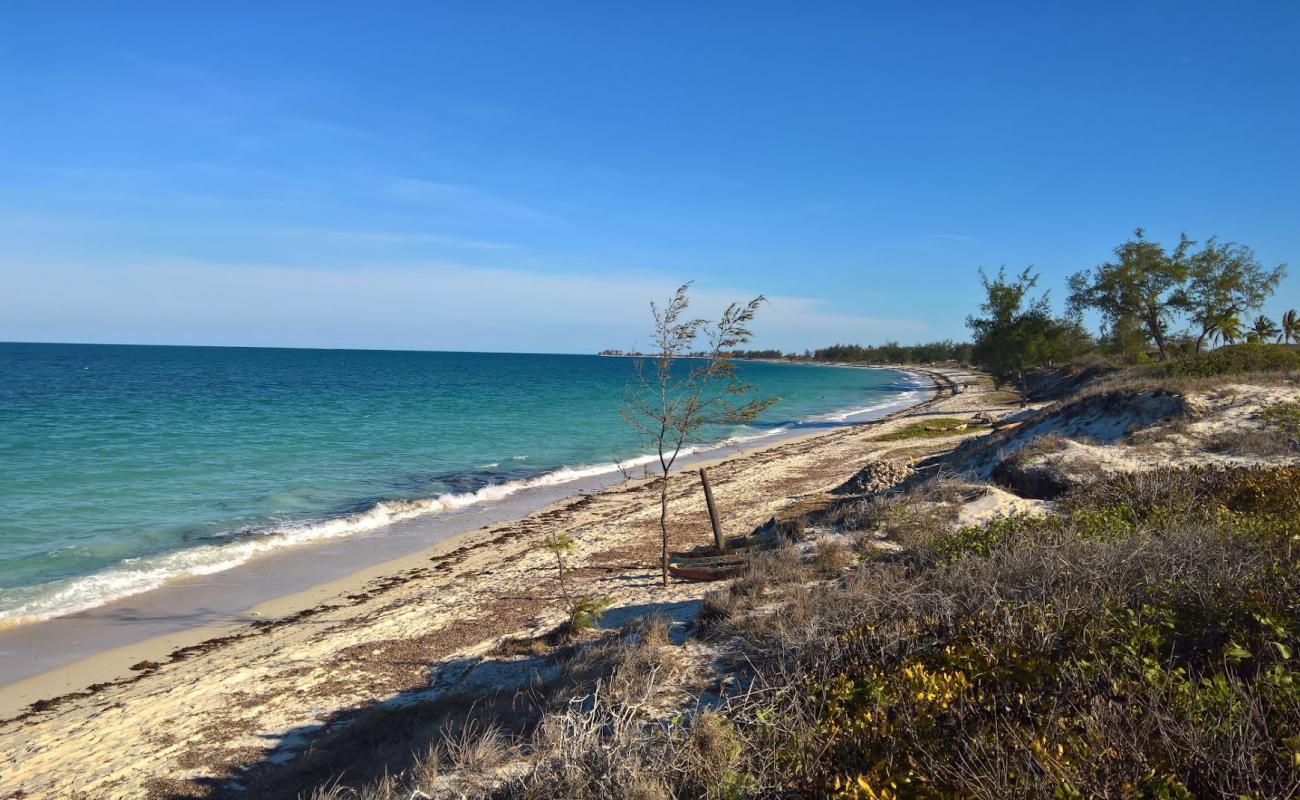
[0,343,925,624]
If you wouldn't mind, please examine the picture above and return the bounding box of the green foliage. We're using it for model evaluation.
[967,267,1091,392]
[568,595,613,634]
[543,531,611,638]
[1250,314,1281,343]
[1158,342,1300,378]
[1067,228,1193,361]
[812,340,974,365]
[1282,309,1300,345]
[543,532,575,555]
[874,417,987,442]
[1259,402,1300,435]
[1183,238,1286,354]
[1068,229,1287,362]
[928,516,1016,560]
[796,467,1300,798]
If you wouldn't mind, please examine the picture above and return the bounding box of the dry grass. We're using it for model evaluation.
[810,536,855,576]
[1079,366,1299,401]
[292,466,1300,800]
[1205,427,1295,457]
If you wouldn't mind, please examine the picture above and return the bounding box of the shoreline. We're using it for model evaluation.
[0,366,998,799]
[0,362,925,633]
[0,368,933,712]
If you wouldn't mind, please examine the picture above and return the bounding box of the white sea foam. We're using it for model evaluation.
[0,371,934,626]
[810,389,923,423]
[0,453,669,625]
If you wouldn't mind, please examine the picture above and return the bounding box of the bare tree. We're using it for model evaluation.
[621,283,774,587]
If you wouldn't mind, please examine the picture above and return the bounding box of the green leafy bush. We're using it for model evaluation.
[1260,401,1300,435]
[1159,342,1300,378]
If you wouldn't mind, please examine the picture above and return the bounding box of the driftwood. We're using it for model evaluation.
[699,467,725,552]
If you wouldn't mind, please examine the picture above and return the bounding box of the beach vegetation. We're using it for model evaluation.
[1260,401,1300,435]
[1183,239,1287,353]
[966,266,1091,399]
[873,416,987,441]
[621,283,775,587]
[543,532,610,638]
[1067,229,1287,362]
[1156,342,1300,378]
[1251,313,1281,343]
[1067,228,1195,361]
[1282,309,1300,344]
[817,232,1285,375]
[306,466,1300,800]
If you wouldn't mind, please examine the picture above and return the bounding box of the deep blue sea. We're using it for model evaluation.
[0,343,924,624]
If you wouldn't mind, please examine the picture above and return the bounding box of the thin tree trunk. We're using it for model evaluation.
[700,467,724,553]
[659,475,670,587]
[550,547,571,610]
[1146,304,1169,360]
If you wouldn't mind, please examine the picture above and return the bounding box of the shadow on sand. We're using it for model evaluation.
[159,596,703,800]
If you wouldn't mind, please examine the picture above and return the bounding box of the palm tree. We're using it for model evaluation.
[1282,309,1300,344]
[1250,314,1280,343]
[1213,314,1243,346]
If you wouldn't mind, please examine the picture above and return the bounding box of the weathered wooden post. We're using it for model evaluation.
[699,467,725,552]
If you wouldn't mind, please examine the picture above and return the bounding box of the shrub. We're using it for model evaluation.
[1160,342,1300,378]
[722,466,1300,798]
[1260,401,1300,435]
[875,417,987,441]
[811,537,855,576]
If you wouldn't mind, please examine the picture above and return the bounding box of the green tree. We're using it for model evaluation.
[543,532,611,637]
[1067,228,1192,361]
[1183,238,1286,354]
[967,267,1090,401]
[1282,309,1300,345]
[622,284,775,587]
[1249,314,1280,343]
[1214,314,1243,346]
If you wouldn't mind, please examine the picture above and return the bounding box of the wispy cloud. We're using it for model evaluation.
[384,178,565,226]
[265,225,520,252]
[0,258,923,353]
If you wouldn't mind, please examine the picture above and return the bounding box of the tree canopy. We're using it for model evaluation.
[967,267,1091,396]
[1067,229,1192,361]
[1069,229,1286,361]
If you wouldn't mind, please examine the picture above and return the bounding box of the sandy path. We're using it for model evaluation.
[0,368,1005,799]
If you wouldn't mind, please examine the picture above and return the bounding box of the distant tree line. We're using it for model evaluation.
[728,349,787,360]
[811,340,973,365]
[792,229,1291,400]
[605,230,1291,394]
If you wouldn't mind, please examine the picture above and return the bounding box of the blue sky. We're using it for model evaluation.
[2,1,1297,352]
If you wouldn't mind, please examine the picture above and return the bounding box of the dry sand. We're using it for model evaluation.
[0,367,1012,799]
